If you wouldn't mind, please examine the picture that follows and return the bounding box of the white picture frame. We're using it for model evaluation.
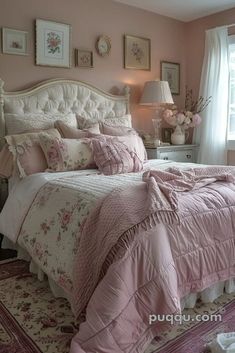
[36,19,71,68]
[2,28,28,56]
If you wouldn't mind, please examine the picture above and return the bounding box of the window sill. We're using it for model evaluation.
[227,139,235,150]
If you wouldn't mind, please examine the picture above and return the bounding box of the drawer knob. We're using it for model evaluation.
[163,157,168,160]
[186,154,191,159]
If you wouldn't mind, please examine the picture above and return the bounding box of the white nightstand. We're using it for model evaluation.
[146,144,199,163]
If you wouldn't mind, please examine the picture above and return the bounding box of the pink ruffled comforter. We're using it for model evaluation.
[70,167,235,353]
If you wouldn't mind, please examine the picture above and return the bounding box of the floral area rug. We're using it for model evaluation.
[0,259,235,353]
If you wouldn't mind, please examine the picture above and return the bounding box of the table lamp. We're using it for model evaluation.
[140,80,174,146]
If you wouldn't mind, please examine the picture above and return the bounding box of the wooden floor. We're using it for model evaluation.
[0,235,17,261]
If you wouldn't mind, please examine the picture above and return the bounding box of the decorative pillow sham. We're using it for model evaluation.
[90,136,143,175]
[55,120,100,139]
[39,135,95,172]
[99,122,137,136]
[5,128,60,178]
[5,112,77,135]
[76,114,132,129]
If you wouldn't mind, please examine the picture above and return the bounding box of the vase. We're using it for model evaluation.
[171,125,187,145]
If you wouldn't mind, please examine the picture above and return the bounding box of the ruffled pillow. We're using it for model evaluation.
[90,136,143,175]
[4,128,60,178]
[39,134,95,172]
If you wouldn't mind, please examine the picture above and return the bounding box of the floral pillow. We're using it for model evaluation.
[39,134,95,172]
[76,114,132,129]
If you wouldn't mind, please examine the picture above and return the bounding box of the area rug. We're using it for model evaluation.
[0,259,235,353]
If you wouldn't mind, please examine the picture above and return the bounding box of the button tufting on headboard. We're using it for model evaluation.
[0,78,130,137]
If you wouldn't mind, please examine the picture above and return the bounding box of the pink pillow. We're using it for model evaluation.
[55,120,100,139]
[99,122,137,136]
[18,144,47,176]
[5,128,60,178]
[0,145,13,178]
[90,136,143,175]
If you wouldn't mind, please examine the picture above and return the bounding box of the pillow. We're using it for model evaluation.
[39,135,95,172]
[76,114,132,129]
[5,128,60,178]
[90,136,143,175]
[55,120,100,139]
[99,122,137,136]
[5,112,77,135]
[0,145,14,178]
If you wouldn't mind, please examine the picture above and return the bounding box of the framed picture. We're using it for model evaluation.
[75,49,93,68]
[161,61,180,95]
[124,34,151,70]
[2,28,28,55]
[36,19,71,68]
[162,127,173,143]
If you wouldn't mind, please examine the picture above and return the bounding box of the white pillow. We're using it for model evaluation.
[76,114,132,129]
[5,112,77,135]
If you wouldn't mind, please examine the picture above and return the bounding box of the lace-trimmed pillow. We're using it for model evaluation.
[5,112,77,135]
[76,114,132,129]
[39,134,95,172]
[90,136,143,175]
[5,128,60,178]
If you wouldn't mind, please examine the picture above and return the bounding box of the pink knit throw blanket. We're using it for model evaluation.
[72,166,235,317]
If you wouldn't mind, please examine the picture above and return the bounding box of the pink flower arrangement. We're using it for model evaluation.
[163,108,202,130]
[163,87,211,130]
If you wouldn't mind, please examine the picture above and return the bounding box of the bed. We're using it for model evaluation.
[0,78,235,353]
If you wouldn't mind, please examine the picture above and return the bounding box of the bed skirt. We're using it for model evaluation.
[2,237,235,310]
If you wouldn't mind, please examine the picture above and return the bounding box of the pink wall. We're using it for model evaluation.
[0,0,186,132]
[185,7,235,165]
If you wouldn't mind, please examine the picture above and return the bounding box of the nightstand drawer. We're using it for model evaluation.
[146,144,198,163]
[159,150,193,162]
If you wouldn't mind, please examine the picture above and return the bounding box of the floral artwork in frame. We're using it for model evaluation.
[2,28,28,56]
[36,19,71,68]
[75,49,93,68]
[124,35,151,70]
[161,61,180,95]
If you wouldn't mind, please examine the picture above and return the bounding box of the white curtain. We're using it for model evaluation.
[193,27,229,165]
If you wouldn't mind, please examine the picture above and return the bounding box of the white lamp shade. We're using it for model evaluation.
[140,80,174,105]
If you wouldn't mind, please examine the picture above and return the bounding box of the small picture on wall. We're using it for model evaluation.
[36,19,71,68]
[75,49,93,68]
[124,34,151,70]
[161,61,180,95]
[162,127,173,143]
[2,28,28,55]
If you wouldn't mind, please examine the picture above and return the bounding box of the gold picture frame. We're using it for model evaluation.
[35,19,71,68]
[124,34,151,70]
[2,28,28,56]
[75,49,93,68]
[161,61,180,95]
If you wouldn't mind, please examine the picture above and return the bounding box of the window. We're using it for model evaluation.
[228,35,235,140]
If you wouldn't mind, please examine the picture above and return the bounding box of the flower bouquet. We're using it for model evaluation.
[162,87,211,144]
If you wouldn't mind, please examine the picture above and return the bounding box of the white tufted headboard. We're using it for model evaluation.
[0,78,130,138]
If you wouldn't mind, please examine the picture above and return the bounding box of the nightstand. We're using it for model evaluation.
[146,144,199,163]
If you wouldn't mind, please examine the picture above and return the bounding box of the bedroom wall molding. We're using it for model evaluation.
[0,78,130,138]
